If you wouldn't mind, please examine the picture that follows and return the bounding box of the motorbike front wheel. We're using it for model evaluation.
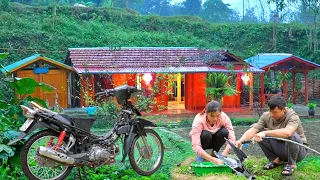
[20,130,73,180]
[129,128,164,176]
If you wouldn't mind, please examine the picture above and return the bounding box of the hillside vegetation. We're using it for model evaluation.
[0,3,318,65]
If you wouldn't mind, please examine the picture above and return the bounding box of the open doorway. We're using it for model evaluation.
[168,73,185,110]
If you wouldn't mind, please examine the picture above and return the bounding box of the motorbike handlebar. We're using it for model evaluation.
[96,89,115,97]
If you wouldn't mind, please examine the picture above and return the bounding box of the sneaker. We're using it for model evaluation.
[195,156,204,162]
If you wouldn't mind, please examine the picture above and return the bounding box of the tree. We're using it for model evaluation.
[113,0,142,8]
[257,0,271,22]
[200,0,240,23]
[94,0,103,6]
[299,0,320,53]
[133,0,172,16]
[181,0,202,16]
[243,7,259,23]
[268,0,320,53]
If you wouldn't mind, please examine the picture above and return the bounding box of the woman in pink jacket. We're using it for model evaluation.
[189,101,236,165]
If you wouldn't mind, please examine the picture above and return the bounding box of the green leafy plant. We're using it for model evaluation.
[205,72,238,102]
[307,102,316,109]
[94,99,120,128]
[286,102,293,108]
[0,53,54,163]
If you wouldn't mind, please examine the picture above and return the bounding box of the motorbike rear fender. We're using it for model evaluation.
[121,118,157,162]
[8,121,47,145]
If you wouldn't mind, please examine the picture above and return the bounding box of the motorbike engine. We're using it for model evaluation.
[88,144,120,163]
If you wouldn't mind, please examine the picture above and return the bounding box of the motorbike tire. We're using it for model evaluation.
[20,130,73,180]
[129,128,164,176]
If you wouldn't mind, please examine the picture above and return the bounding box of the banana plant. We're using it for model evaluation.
[205,73,238,102]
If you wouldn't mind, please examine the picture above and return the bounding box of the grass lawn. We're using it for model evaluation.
[173,155,320,180]
[6,125,320,180]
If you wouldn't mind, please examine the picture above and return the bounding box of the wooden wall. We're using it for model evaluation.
[17,69,68,108]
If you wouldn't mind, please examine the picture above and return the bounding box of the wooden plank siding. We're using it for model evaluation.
[17,69,68,108]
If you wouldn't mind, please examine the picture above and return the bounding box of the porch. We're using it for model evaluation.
[148,101,254,119]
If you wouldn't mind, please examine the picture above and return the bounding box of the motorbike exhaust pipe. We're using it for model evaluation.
[38,146,76,165]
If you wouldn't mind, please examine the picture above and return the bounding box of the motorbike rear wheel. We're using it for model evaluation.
[20,130,73,180]
[129,128,164,176]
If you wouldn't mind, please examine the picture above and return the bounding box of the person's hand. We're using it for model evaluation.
[212,157,223,165]
[254,132,266,142]
[235,140,242,148]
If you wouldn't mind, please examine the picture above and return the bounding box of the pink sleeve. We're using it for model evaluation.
[189,115,205,156]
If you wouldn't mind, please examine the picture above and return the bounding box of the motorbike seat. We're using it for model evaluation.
[42,112,74,126]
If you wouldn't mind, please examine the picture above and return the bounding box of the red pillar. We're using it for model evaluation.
[281,70,288,101]
[235,73,241,108]
[249,73,254,110]
[292,71,297,104]
[304,68,309,105]
[184,73,193,110]
[260,73,265,107]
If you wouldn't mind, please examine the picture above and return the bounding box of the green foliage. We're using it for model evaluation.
[205,72,237,101]
[134,94,155,113]
[0,0,9,10]
[0,163,27,180]
[0,53,53,165]
[6,77,54,95]
[287,102,293,108]
[307,102,316,109]
[0,52,9,59]
[243,156,320,180]
[201,0,239,23]
[94,99,120,128]
[230,117,257,126]
[0,3,319,73]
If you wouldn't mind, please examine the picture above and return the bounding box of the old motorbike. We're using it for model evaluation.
[8,85,164,180]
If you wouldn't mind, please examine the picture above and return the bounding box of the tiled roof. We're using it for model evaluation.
[67,47,263,74]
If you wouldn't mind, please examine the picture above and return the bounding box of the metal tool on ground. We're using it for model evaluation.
[214,138,256,180]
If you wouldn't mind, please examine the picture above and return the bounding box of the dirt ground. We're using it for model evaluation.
[171,121,320,157]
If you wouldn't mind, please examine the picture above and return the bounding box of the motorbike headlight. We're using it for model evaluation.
[20,105,36,118]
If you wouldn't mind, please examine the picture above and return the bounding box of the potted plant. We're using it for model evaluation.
[205,73,238,103]
[307,102,316,117]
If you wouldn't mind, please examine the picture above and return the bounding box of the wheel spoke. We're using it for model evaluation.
[131,130,163,173]
[136,154,143,165]
[26,134,69,180]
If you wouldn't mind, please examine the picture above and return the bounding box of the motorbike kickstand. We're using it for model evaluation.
[76,167,88,180]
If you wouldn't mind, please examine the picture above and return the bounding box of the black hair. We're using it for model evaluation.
[268,95,286,110]
[206,101,222,113]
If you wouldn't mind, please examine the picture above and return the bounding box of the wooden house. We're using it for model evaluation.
[2,54,73,108]
[65,47,263,111]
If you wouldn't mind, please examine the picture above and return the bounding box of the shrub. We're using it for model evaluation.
[307,102,316,109]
